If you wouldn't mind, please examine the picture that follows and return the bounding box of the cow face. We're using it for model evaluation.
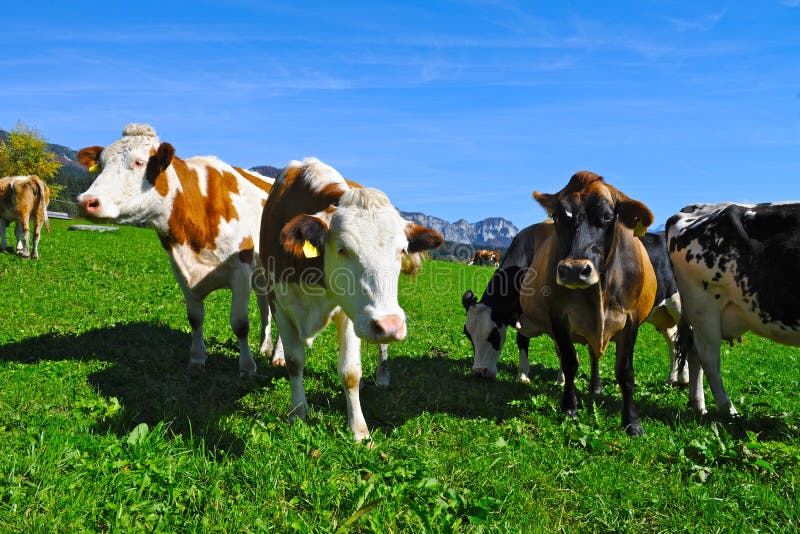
[462,290,506,378]
[76,124,174,225]
[281,187,443,343]
[534,171,653,289]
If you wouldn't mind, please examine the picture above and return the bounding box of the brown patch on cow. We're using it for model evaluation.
[406,223,444,253]
[167,158,241,252]
[239,236,255,264]
[77,146,104,169]
[344,367,361,390]
[260,163,349,286]
[233,167,273,194]
[158,234,173,251]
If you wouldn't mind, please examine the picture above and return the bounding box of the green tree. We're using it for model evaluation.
[0,121,63,198]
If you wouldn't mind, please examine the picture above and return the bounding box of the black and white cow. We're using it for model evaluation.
[463,224,687,387]
[667,202,800,416]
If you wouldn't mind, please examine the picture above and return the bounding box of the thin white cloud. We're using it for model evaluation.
[667,9,728,32]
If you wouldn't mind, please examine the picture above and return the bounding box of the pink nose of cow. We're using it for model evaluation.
[78,196,101,216]
[370,315,407,342]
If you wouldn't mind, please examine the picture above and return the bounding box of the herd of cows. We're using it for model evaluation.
[1,123,798,440]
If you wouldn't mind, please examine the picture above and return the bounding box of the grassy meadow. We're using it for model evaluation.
[0,219,798,532]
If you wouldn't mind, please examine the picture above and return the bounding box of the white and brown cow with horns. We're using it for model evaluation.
[76,124,283,376]
[260,157,443,441]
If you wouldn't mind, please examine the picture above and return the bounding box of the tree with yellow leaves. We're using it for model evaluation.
[0,121,63,198]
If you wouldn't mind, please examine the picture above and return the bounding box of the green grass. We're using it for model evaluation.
[0,219,798,532]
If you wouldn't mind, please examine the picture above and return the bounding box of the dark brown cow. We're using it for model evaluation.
[0,175,51,259]
[468,249,500,267]
[518,171,656,435]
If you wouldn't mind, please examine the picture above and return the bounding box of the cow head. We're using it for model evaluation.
[462,289,506,378]
[534,171,653,289]
[280,187,443,343]
[76,124,174,225]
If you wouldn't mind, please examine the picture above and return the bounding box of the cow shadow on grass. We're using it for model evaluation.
[0,322,288,457]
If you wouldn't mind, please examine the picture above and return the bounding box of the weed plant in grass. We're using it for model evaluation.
[0,220,798,531]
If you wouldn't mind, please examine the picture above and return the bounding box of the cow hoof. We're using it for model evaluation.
[563,409,578,419]
[518,373,531,384]
[626,422,645,436]
[271,356,286,366]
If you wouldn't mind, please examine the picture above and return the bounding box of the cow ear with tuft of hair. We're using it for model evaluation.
[406,223,444,253]
[146,142,175,185]
[616,199,654,237]
[533,191,556,218]
[280,214,329,258]
[77,146,104,170]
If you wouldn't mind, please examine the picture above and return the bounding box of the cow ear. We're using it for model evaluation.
[280,215,328,258]
[406,223,444,253]
[462,289,478,310]
[77,146,104,171]
[146,142,175,185]
[617,199,654,237]
[533,191,556,218]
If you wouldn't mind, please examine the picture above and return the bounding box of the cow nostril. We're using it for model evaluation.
[581,264,593,277]
[370,320,385,337]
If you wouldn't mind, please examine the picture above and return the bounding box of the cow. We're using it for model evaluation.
[0,175,51,259]
[260,157,443,441]
[463,226,687,387]
[76,123,283,377]
[516,171,656,435]
[468,249,500,267]
[667,202,800,417]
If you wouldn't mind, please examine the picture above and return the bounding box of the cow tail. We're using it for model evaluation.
[675,316,693,374]
[35,178,51,233]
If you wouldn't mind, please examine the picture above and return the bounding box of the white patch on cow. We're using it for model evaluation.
[564,209,573,218]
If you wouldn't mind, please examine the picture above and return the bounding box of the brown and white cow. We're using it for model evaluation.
[76,123,283,376]
[260,157,443,441]
[468,249,500,267]
[0,175,51,259]
[517,171,656,435]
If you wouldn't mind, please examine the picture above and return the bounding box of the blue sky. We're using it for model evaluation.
[2,1,798,229]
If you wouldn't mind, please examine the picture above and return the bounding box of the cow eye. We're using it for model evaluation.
[601,212,615,224]
[337,246,347,257]
[133,159,146,169]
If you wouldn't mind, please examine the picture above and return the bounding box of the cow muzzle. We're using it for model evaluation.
[77,196,102,218]
[556,259,599,289]
[369,314,407,342]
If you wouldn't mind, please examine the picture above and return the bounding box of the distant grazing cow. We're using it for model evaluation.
[516,171,656,435]
[468,249,500,267]
[462,226,686,388]
[260,157,443,441]
[0,175,51,259]
[667,202,800,417]
[76,123,283,376]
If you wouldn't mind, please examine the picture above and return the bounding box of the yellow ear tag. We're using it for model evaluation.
[633,220,647,237]
[88,163,100,174]
[302,240,319,258]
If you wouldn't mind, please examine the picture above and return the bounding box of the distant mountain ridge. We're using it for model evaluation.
[0,132,519,246]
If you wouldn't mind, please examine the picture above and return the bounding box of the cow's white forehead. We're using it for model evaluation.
[102,123,160,161]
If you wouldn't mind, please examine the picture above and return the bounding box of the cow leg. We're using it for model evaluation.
[274,304,308,422]
[230,272,257,378]
[664,325,689,386]
[31,214,43,260]
[516,332,531,383]
[15,220,29,257]
[0,219,7,251]
[589,347,602,395]
[333,309,370,442]
[554,341,566,385]
[689,315,736,417]
[255,289,274,356]
[615,320,643,436]
[375,344,390,387]
[184,293,208,370]
[552,319,578,417]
